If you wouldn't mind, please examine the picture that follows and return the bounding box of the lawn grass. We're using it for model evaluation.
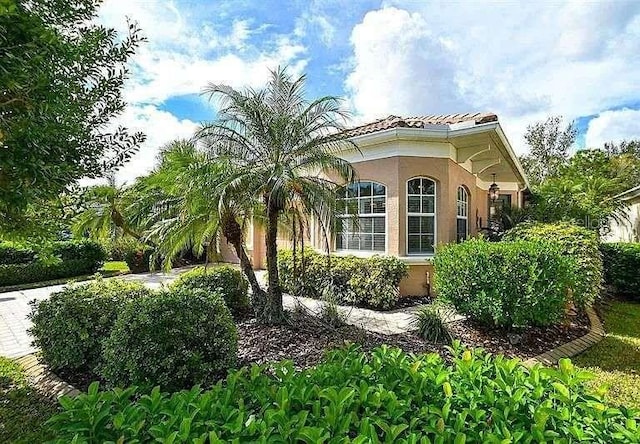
[573,300,640,409]
[0,357,58,443]
[101,260,130,273]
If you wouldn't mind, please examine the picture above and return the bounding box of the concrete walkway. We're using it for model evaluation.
[0,268,426,358]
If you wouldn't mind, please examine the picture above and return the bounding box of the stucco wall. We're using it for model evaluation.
[400,263,435,297]
[605,197,640,242]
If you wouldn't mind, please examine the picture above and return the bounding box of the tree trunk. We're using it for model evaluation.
[262,203,285,324]
[222,217,266,308]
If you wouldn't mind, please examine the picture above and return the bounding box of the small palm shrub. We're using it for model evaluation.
[434,238,575,328]
[171,265,249,316]
[100,287,237,391]
[48,344,640,443]
[600,242,640,300]
[412,302,454,344]
[278,249,408,310]
[28,278,151,372]
[503,222,603,306]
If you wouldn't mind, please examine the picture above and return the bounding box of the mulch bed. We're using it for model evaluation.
[447,311,591,359]
[237,313,443,370]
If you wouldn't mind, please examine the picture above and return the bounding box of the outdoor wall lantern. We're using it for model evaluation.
[488,173,500,202]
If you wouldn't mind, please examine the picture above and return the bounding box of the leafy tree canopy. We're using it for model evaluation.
[0,0,144,232]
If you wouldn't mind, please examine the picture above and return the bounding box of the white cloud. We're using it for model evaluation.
[585,108,640,148]
[346,2,640,153]
[112,105,199,185]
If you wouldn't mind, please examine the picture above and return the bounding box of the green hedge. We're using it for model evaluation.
[0,239,106,287]
[503,222,603,307]
[278,249,409,310]
[171,265,250,317]
[123,245,154,273]
[48,345,640,443]
[434,238,575,327]
[100,287,237,391]
[600,242,640,299]
[0,241,36,264]
[28,279,152,372]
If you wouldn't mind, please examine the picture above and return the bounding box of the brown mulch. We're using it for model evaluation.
[446,311,591,359]
[237,313,443,370]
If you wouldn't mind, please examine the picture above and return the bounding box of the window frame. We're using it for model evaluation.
[456,186,469,242]
[335,180,387,253]
[406,177,437,256]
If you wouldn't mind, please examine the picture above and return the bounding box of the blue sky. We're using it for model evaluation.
[98,0,640,183]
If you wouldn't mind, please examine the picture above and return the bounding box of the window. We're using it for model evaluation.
[336,181,386,251]
[407,177,436,254]
[456,186,469,242]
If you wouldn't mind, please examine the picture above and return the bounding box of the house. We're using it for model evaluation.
[604,184,640,242]
[219,112,529,297]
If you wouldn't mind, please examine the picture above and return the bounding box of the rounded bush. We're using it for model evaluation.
[503,222,603,306]
[123,246,154,273]
[600,242,640,299]
[172,265,250,316]
[28,278,151,372]
[100,287,237,391]
[434,238,574,327]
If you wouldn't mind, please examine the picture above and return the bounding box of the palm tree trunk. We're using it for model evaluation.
[262,204,285,324]
[222,218,266,308]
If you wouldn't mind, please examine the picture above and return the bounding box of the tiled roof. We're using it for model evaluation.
[345,112,498,137]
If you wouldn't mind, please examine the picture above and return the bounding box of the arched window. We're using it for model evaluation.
[407,177,436,254]
[336,181,386,252]
[457,186,469,242]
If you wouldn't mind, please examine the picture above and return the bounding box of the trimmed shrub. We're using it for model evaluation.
[123,245,154,273]
[48,345,640,443]
[278,249,408,310]
[100,287,237,391]
[434,238,575,327]
[503,222,603,306]
[0,240,106,287]
[0,241,36,265]
[171,265,250,316]
[600,242,640,299]
[28,279,151,372]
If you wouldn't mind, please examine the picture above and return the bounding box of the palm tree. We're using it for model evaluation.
[198,67,357,324]
[134,139,266,300]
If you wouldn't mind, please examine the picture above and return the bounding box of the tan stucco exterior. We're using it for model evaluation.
[219,118,528,298]
[605,188,640,242]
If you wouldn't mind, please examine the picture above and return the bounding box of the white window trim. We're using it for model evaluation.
[406,177,437,256]
[335,181,388,254]
[456,186,469,241]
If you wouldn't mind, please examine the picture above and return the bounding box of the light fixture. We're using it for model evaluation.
[489,173,500,202]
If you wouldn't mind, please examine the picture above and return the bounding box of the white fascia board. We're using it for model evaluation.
[615,184,640,200]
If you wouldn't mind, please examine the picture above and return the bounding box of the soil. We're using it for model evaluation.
[447,310,591,359]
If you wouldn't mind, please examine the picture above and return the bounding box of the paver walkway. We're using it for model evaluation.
[0,267,426,358]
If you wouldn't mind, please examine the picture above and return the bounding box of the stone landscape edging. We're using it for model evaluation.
[14,353,80,399]
[523,306,605,367]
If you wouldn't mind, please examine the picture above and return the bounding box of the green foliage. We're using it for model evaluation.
[434,238,575,327]
[0,357,58,443]
[100,287,237,391]
[172,265,250,316]
[504,222,603,306]
[412,302,454,344]
[28,278,151,373]
[48,344,640,443]
[278,249,409,310]
[123,244,154,273]
[600,243,640,299]
[0,239,107,286]
[0,240,36,264]
[0,0,144,228]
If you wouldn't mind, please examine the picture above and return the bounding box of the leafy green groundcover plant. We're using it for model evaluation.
[48,344,639,443]
[0,239,107,286]
[171,265,250,316]
[278,249,409,310]
[100,287,237,391]
[434,238,575,327]
[29,278,152,373]
[503,222,603,307]
[600,242,640,300]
